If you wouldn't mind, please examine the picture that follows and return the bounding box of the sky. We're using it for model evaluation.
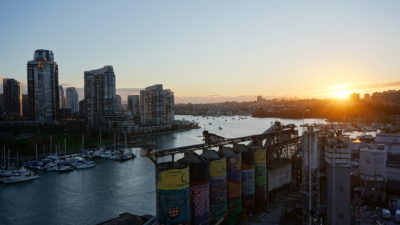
[0,0,400,103]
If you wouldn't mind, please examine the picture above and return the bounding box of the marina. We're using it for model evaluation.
[0,115,325,225]
[1,115,398,224]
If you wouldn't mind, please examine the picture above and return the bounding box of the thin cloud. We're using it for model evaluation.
[353,80,400,90]
[176,95,259,104]
[313,80,400,96]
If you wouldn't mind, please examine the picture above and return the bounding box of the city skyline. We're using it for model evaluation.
[1,1,400,102]
[1,74,399,104]
[1,2,399,225]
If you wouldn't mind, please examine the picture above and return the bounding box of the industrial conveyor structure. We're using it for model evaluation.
[142,122,301,225]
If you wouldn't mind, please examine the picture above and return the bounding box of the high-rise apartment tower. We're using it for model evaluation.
[27,49,59,121]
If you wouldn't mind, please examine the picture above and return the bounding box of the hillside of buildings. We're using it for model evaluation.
[175,91,400,122]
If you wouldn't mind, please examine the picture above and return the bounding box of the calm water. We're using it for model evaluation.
[0,116,325,225]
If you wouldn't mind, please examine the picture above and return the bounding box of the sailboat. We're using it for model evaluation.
[57,163,74,172]
[112,132,135,161]
[2,168,39,184]
[1,150,39,184]
[92,132,104,158]
[68,137,95,169]
[73,158,96,169]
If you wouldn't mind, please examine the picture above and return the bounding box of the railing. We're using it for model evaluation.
[142,126,298,158]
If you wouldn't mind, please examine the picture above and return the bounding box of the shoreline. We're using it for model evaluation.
[6,125,200,161]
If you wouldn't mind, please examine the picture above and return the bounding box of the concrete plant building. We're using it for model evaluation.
[324,134,351,225]
[27,49,59,121]
[302,128,321,225]
[66,87,79,114]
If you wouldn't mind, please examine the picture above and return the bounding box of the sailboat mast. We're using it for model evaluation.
[64,138,67,156]
[3,146,5,168]
[35,144,38,161]
[82,134,85,153]
[125,132,127,150]
[8,149,10,169]
[50,135,52,155]
[117,133,120,151]
[113,133,116,152]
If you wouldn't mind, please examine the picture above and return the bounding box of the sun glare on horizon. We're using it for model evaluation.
[327,84,352,99]
[332,90,350,99]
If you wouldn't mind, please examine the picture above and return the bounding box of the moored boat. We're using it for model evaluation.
[1,168,39,184]
[57,164,74,172]
[3,174,39,184]
[74,160,96,169]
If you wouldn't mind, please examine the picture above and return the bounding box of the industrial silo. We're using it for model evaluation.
[156,162,190,225]
[202,149,227,224]
[234,144,255,211]
[220,146,242,224]
[181,152,210,225]
[249,145,267,206]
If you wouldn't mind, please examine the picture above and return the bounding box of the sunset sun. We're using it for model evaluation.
[332,90,350,99]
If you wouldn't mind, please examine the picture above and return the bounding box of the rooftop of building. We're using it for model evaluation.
[84,65,114,75]
[144,84,163,91]
[32,49,55,61]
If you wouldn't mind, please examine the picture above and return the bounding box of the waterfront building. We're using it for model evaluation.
[22,94,29,117]
[257,95,266,102]
[139,84,174,125]
[349,93,360,102]
[116,95,122,111]
[371,90,400,106]
[2,78,22,117]
[0,93,3,113]
[59,85,66,108]
[363,93,370,102]
[66,87,79,114]
[58,108,72,119]
[84,65,116,127]
[27,49,59,121]
[165,89,174,123]
[101,112,135,132]
[127,95,140,116]
[79,100,86,119]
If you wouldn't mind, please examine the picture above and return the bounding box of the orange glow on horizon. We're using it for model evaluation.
[326,83,352,99]
[331,90,350,99]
